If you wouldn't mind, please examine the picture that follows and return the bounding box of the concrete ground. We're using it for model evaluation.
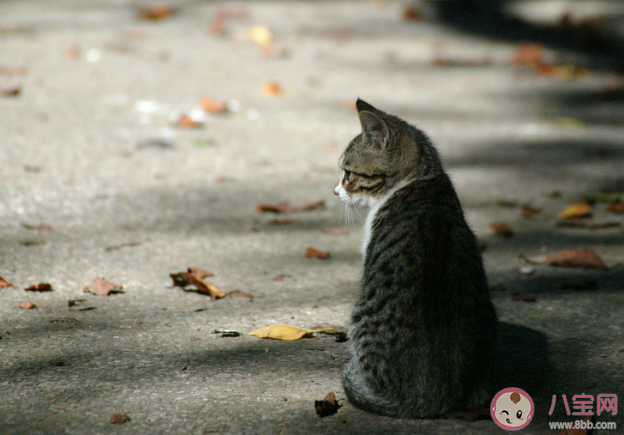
[1,1,623,434]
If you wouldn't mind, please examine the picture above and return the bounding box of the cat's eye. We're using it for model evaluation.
[344,170,351,178]
[516,410,522,419]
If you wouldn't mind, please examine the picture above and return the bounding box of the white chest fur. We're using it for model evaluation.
[361,179,415,261]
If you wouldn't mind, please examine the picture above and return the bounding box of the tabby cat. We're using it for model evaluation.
[334,99,498,418]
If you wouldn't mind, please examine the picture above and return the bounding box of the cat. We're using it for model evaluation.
[334,99,498,418]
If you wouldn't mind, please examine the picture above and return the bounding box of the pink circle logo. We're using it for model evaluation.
[491,388,534,431]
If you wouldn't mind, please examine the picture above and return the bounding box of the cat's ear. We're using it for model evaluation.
[358,110,390,149]
[356,98,378,114]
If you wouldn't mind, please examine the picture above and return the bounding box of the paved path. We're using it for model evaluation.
[1,1,623,434]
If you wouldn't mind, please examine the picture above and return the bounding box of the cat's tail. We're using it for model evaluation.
[342,359,403,418]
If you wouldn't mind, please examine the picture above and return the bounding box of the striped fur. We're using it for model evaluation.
[337,99,498,418]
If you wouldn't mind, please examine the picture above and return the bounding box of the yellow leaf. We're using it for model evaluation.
[249,25,273,47]
[249,324,330,341]
[558,202,591,220]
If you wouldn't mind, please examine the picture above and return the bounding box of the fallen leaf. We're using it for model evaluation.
[50,317,79,322]
[558,202,591,219]
[512,293,537,303]
[403,5,422,21]
[188,267,215,280]
[545,249,607,270]
[214,329,241,337]
[25,283,53,292]
[1,85,21,97]
[535,63,587,80]
[228,290,254,298]
[21,223,53,232]
[249,324,331,341]
[306,247,330,259]
[138,4,176,20]
[274,274,285,281]
[522,206,542,218]
[67,299,86,307]
[315,392,341,417]
[20,240,45,246]
[175,113,201,128]
[83,277,124,296]
[104,241,141,251]
[109,414,130,424]
[200,96,227,114]
[16,302,36,309]
[257,202,291,213]
[270,219,294,225]
[0,65,26,76]
[249,25,273,47]
[511,44,545,66]
[489,222,514,238]
[63,46,79,59]
[262,81,285,97]
[431,57,491,67]
[557,219,621,229]
[207,15,225,35]
[0,276,15,288]
[169,271,226,301]
[258,45,290,59]
[605,200,624,214]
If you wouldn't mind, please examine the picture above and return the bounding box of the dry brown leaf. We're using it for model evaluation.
[522,206,542,218]
[0,276,15,288]
[262,81,285,97]
[557,219,621,229]
[67,299,86,307]
[274,274,285,281]
[257,202,291,213]
[138,4,176,20]
[511,44,545,66]
[83,277,124,296]
[270,219,294,225]
[1,86,21,97]
[21,223,53,232]
[25,283,53,292]
[175,113,201,129]
[558,202,591,219]
[20,239,45,246]
[249,324,331,341]
[63,46,79,59]
[315,392,341,417]
[188,267,215,280]
[104,241,141,251]
[605,200,624,214]
[207,15,225,35]
[16,302,36,309]
[403,5,422,21]
[0,65,26,77]
[306,247,330,259]
[511,293,537,303]
[50,317,78,322]
[200,96,227,114]
[545,249,607,270]
[169,271,226,301]
[489,222,514,238]
[109,414,130,424]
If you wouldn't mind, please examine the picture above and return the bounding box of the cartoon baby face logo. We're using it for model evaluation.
[491,388,534,431]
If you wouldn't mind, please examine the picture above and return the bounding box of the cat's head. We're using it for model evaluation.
[334,99,438,207]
